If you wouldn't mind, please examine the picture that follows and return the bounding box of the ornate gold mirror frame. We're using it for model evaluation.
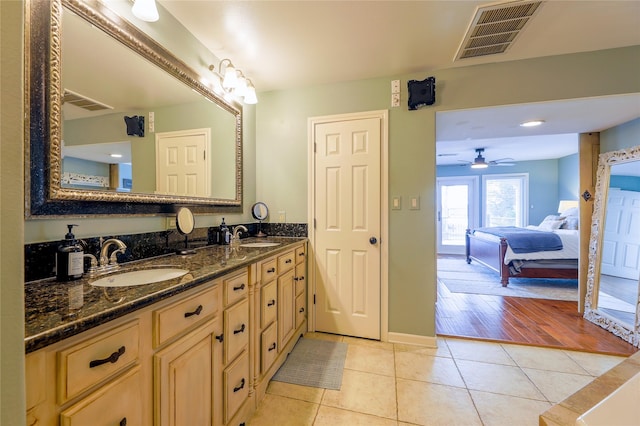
[26,0,243,217]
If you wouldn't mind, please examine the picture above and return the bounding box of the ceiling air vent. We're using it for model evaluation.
[455,1,543,60]
[62,89,113,111]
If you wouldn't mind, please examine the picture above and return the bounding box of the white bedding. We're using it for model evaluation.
[473,226,579,264]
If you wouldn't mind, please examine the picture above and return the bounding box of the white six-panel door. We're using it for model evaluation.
[313,116,381,339]
[156,128,210,197]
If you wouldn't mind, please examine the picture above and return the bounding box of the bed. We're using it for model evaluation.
[465,214,579,286]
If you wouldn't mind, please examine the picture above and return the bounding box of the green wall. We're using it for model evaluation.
[255,46,640,337]
[1,1,26,424]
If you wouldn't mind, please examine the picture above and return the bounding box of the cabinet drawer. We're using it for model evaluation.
[260,322,278,375]
[260,258,277,283]
[60,367,142,426]
[153,284,220,347]
[224,298,249,364]
[224,350,249,424]
[295,263,306,296]
[277,250,296,273]
[224,270,249,307]
[296,293,306,329]
[295,245,306,264]
[58,321,139,403]
[260,280,277,328]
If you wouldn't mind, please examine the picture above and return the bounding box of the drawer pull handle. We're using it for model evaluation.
[233,324,246,334]
[268,342,276,351]
[233,378,245,393]
[299,276,305,281]
[233,283,246,291]
[299,252,305,257]
[215,333,224,343]
[267,299,276,307]
[89,346,125,368]
[120,418,127,426]
[267,267,275,273]
[285,259,292,264]
[299,307,305,313]
[184,305,203,318]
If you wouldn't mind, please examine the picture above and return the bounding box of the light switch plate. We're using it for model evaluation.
[410,196,420,210]
[391,79,400,93]
[392,197,401,210]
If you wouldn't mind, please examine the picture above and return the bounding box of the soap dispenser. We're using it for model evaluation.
[56,224,84,281]
[219,218,230,245]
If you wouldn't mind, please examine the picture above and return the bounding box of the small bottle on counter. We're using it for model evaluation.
[56,224,84,281]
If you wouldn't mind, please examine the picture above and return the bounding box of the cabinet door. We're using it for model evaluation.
[224,298,249,364]
[154,318,222,426]
[260,280,277,328]
[295,263,306,296]
[278,269,296,349]
[296,292,306,329]
[223,351,249,424]
[260,322,278,375]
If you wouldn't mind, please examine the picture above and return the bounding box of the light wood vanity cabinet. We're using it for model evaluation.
[26,241,307,426]
[253,242,308,403]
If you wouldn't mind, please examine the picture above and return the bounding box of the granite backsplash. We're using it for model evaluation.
[25,222,307,282]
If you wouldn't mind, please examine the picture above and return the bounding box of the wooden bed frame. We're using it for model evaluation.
[465,229,578,287]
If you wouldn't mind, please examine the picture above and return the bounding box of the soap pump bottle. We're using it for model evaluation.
[56,224,84,281]
[219,218,230,245]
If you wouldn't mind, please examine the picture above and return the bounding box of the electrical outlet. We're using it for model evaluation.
[391,93,400,107]
[166,216,176,229]
[391,79,400,93]
[278,211,286,223]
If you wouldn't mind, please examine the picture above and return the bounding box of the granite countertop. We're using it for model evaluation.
[25,237,306,353]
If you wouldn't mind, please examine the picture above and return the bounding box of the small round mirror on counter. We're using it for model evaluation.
[175,207,196,254]
[251,202,269,237]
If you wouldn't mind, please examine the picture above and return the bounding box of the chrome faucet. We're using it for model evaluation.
[230,225,248,246]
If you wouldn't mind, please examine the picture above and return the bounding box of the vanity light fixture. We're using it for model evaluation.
[520,119,545,127]
[209,59,258,104]
[131,0,159,23]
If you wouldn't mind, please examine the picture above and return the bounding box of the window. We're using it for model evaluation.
[482,174,528,227]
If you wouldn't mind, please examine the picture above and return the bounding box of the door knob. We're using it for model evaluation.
[369,237,378,245]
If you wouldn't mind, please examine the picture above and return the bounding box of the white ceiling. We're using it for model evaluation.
[133,1,640,166]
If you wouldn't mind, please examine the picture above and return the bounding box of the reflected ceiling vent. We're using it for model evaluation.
[62,89,113,111]
[455,0,543,61]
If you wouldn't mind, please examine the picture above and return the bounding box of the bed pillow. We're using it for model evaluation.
[538,215,566,230]
[562,216,579,230]
[560,207,579,217]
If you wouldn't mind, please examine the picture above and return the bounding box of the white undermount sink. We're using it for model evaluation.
[90,268,189,287]
[239,242,281,248]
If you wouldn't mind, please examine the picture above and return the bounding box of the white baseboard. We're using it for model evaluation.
[387,332,438,348]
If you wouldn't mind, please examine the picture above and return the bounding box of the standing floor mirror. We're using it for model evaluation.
[584,145,640,346]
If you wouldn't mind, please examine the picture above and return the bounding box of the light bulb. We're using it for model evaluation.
[131,0,159,22]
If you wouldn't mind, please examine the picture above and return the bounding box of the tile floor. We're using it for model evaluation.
[248,332,626,426]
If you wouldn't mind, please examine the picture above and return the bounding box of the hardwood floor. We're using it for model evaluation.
[436,279,638,357]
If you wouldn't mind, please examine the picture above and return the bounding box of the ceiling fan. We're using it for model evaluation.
[459,148,515,169]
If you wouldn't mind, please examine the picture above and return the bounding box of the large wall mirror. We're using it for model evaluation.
[584,145,640,347]
[26,0,242,216]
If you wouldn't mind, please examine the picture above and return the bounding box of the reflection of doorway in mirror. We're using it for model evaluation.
[156,129,210,197]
